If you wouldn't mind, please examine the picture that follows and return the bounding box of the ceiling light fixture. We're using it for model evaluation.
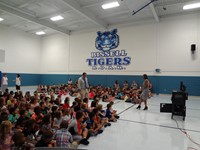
[0,17,4,21]
[36,31,46,35]
[102,1,120,9]
[50,15,64,21]
[183,2,200,10]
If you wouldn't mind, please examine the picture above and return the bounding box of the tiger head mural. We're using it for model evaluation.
[95,29,119,51]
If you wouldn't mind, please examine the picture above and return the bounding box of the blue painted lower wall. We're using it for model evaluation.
[2,73,40,86]
[2,73,200,96]
[40,74,200,96]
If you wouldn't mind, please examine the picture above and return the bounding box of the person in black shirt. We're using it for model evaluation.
[40,102,49,115]
[0,112,8,124]
[15,109,29,130]
[35,131,56,147]
[23,119,38,142]
[11,131,34,150]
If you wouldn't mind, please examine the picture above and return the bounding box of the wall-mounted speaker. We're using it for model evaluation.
[155,68,161,73]
[191,44,196,53]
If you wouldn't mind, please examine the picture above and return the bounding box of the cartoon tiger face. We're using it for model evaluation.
[95,29,119,51]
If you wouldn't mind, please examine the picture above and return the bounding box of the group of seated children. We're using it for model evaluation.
[0,84,121,149]
[0,79,153,149]
[36,78,152,105]
[86,80,152,104]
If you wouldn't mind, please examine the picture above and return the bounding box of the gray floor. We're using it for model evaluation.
[78,95,200,150]
[10,86,200,150]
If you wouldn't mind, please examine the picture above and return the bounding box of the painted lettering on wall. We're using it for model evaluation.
[86,29,131,70]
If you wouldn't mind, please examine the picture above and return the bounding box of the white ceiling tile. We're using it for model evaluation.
[0,0,199,35]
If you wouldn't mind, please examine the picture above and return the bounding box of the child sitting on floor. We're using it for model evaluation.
[105,104,117,122]
[88,89,95,100]
[0,121,13,150]
[109,101,120,119]
[11,131,34,150]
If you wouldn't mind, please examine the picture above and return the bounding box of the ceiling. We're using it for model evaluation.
[0,0,199,35]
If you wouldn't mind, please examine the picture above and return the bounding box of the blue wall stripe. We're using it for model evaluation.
[5,73,40,86]
[40,74,80,85]
[39,74,200,96]
[156,76,200,96]
[2,73,200,96]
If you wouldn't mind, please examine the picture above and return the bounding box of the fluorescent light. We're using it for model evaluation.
[183,2,200,10]
[102,1,120,9]
[0,18,4,21]
[50,15,64,21]
[36,31,46,35]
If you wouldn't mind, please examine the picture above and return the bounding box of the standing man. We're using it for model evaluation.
[78,72,89,100]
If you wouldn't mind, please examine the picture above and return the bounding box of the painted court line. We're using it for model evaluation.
[116,105,200,133]
[117,104,135,115]
[118,118,200,133]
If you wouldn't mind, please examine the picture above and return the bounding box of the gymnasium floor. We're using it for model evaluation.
[11,86,200,150]
[79,95,200,150]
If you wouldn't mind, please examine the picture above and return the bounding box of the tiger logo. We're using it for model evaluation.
[95,29,119,51]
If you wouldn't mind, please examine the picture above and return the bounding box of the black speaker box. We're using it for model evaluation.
[160,103,172,113]
[191,44,196,52]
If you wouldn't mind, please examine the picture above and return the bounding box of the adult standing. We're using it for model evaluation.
[15,74,21,92]
[136,74,150,110]
[1,73,8,93]
[78,72,89,100]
